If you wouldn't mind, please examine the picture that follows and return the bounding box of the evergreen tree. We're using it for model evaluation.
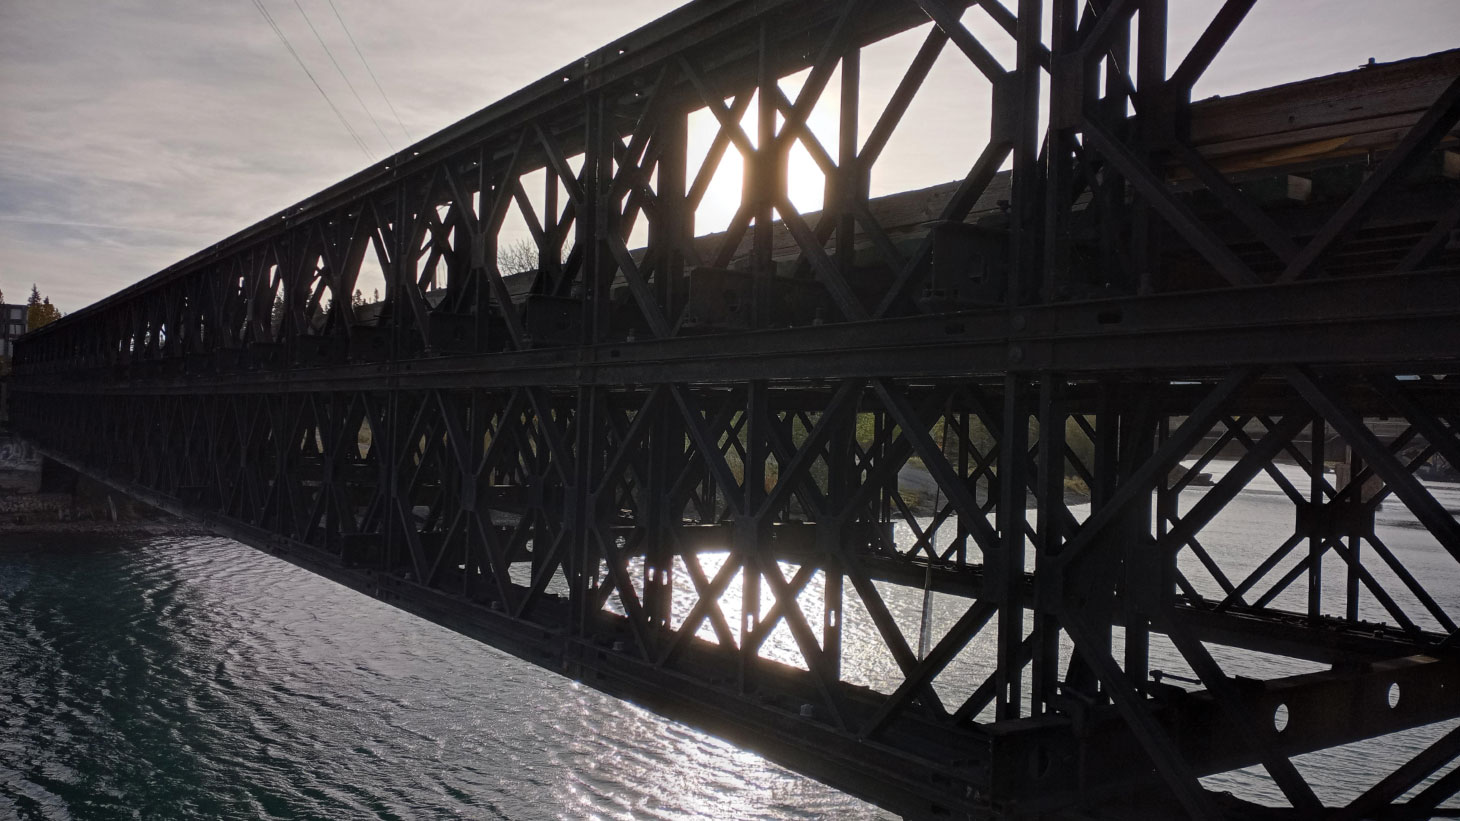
[26,285,62,331]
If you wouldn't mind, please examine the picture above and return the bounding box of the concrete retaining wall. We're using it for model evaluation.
[0,433,42,495]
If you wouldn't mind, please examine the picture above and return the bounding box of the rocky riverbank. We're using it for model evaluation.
[0,483,207,537]
[0,516,212,538]
[0,429,210,538]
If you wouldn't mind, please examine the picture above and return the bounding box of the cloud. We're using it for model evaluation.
[0,0,686,310]
[1,0,1456,312]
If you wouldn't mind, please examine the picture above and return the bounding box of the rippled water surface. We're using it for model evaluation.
[4,469,1459,818]
[0,535,890,820]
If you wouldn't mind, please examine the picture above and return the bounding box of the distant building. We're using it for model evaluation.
[0,303,26,358]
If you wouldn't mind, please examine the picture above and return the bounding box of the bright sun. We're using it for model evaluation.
[685,76,841,239]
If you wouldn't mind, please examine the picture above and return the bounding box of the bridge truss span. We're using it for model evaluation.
[13,1,1460,818]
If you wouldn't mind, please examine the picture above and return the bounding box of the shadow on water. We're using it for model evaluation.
[0,534,228,819]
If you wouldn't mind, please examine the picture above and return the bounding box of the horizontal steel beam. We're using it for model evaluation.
[15,270,1460,397]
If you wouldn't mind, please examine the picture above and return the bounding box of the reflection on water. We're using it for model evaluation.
[3,463,1458,816]
[0,536,890,820]
[1171,463,1460,806]
[654,461,1460,809]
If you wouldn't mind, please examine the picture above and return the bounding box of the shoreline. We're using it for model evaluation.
[0,516,214,539]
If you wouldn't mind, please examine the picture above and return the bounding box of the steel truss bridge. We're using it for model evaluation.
[11,1,1460,817]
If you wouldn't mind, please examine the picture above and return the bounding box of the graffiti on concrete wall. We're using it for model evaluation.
[0,437,42,471]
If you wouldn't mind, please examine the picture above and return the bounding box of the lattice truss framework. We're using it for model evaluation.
[13,0,1460,818]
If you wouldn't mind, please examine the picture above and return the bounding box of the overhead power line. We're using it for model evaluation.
[248,0,375,162]
[325,0,413,145]
[292,0,395,154]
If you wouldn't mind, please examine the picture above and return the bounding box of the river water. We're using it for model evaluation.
[2,462,1458,818]
[0,534,889,820]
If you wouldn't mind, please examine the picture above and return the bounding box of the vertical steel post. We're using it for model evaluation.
[1033,374,1065,715]
[1310,417,1326,620]
[740,380,769,692]
[995,375,1029,719]
[1012,0,1045,305]
[1134,0,1168,294]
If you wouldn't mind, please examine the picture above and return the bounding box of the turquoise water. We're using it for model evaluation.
[0,535,888,820]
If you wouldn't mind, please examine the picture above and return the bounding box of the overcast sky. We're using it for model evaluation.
[0,0,1455,313]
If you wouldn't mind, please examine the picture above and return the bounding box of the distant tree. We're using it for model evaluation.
[352,288,367,308]
[498,237,575,276]
[270,294,286,338]
[498,239,539,274]
[32,298,62,330]
[26,285,62,331]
